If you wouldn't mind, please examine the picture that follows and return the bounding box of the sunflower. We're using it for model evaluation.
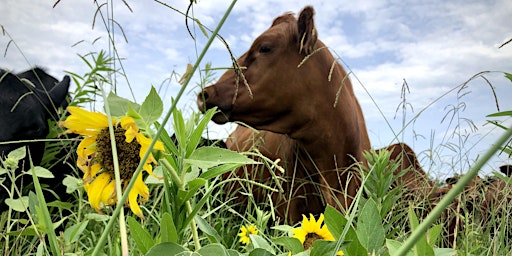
[60,106,164,219]
[238,224,258,245]
[292,214,343,255]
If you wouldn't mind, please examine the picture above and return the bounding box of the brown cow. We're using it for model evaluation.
[198,6,371,221]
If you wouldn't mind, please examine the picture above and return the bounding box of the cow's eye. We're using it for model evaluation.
[259,46,272,53]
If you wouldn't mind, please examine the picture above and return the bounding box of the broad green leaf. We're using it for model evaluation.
[186,147,259,170]
[64,220,89,244]
[324,206,366,256]
[273,237,303,255]
[140,87,163,125]
[433,248,457,256]
[248,248,275,256]
[5,197,29,212]
[428,224,442,246]
[63,175,82,193]
[356,198,385,254]
[197,244,229,256]
[311,240,338,256]
[386,239,414,256]
[7,146,26,162]
[128,216,155,254]
[199,163,246,180]
[324,206,345,239]
[250,234,275,254]
[23,166,54,178]
[160,212,178,243]
[85,213,111,222]
[106,91,140,116]
[145,242,187,256]
[195,215,221,244]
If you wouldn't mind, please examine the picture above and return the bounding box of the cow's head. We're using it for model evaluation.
[198,6,332,134]
[0,68,70,165]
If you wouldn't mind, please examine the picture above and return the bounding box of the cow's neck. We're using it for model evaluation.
[288,66,370,171]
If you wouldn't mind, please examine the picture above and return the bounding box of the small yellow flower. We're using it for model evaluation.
[60,106,164,219]
[238,224,258,245]
[292,214,343,255]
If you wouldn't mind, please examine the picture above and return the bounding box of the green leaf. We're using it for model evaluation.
[407,208,434,256]
[310,240,338,256]
[106,91,140,116]
[64,220,89,244]
[160,212,178,243]
[386,239,414,256]
[5,197,29,212]
[356,198,385,254]
[199,163,246,180]
[195,215,222,244]
[273,237,303,255]
[186,147,259,170]
[128,216,155,254]
[186,108,217,156]
[248,248,275,256]
[433,248,457,256]
[487,110,512,117]
[63,175,82,193]
[324,206,366,256]
[428,224,442,246]
[176,178,206,206]
[140,87,163,125]
[145,242,187,256]
[7,146,26,162]
[324,206,345,239]
[23,166,54,178]
[250,234,275,254]
[505,72,512,82]
[197,244,229,256]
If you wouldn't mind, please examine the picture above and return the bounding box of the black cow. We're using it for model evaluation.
[0,67,71,209]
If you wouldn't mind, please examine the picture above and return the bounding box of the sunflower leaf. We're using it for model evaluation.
[273,237,303,254]
[160,212,178,243]
[140,86,163,126]
[249,234,275,254]
[185,147,259,170]
[127,216,155,254]
[145,242,188,256]
[355,198,385,254]
[197,244,230,256]
[106,92,140,117]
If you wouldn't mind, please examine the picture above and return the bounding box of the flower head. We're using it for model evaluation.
[238,224,258,245]
[60,106,164,219]
[292,214,343,255]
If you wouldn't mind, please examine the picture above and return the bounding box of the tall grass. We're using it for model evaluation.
[1,1,511,255]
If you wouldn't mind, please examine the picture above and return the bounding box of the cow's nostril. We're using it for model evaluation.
[198,90,209,102]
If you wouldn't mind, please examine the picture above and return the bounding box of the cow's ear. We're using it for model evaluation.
[48,75,71,109]
[297,6,317,55]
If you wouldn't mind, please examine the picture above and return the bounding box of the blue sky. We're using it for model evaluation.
[1,0,511,178]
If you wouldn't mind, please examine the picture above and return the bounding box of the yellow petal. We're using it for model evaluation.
[76,137,96,159]
[127,173,149,219]
[61,107,110,136]
[86,173,112,212]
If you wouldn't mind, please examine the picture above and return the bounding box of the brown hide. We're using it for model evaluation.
[198,6,371,221]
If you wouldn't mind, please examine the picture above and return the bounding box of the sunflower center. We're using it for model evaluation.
[96,125,141,180]
[304,232,323,250]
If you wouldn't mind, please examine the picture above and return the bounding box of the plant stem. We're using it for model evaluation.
[91,1,237,254]
[395,125,512,256]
